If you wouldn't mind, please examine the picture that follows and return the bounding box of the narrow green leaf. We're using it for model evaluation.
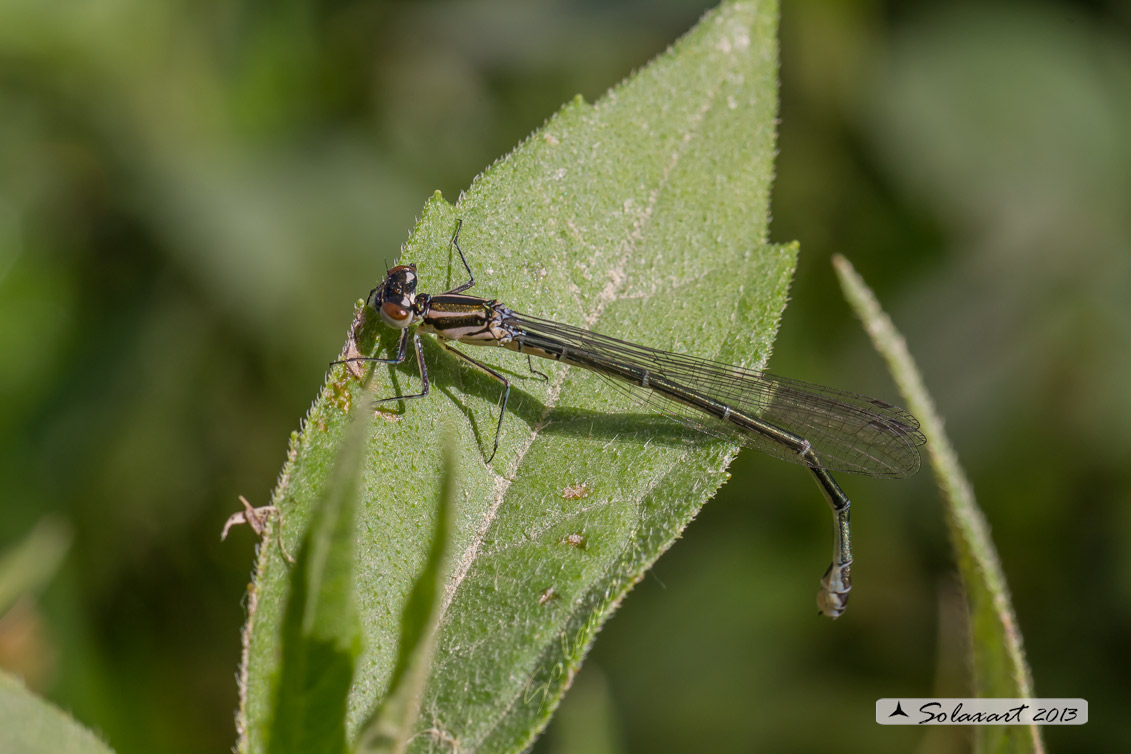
[266,408,368,754]
[356,437,457,754]
[242,2,791,753]
[833,255,1042,754]
[0,516,71,615]
[0,670,115,754]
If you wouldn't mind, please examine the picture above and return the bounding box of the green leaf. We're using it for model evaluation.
[265,408,367,754]
[0,670,115,754]
[833,256,1042,754]
[0,516,71,615]
[355,436,458,754]
[241,1,791,752]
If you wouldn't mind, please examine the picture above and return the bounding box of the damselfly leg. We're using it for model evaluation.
[525,355,549,382]
[445,219,476,295]
[370,332,431,405]
[439,341,511,463]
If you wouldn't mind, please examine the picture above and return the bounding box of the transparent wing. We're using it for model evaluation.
[507,312,925,478]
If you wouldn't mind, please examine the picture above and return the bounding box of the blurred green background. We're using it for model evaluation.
[2,0,1128,752]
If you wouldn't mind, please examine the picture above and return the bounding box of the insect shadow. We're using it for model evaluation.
[362,329,727,458]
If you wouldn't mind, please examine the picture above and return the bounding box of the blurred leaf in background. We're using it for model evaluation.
[1,1,1129,753]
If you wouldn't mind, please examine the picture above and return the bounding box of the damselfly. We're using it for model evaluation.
[337,221,925,617]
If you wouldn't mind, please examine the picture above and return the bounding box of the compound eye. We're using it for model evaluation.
[380,301,412,328]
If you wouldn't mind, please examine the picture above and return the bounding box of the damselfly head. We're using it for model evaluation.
[375,264,419,329]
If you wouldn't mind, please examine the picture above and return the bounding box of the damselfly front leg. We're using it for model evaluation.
[371,332,431,406]
[331,326,432,405]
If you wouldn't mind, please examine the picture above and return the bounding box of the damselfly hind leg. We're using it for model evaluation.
[441,342,511,463]
[526,355,549,382]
